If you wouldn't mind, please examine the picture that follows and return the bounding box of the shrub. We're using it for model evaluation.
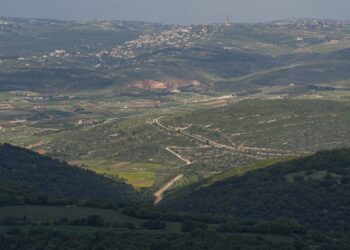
[181,220,208,232]
[143,220,167,230]
[112,220,136,230]
[86,215,105,227]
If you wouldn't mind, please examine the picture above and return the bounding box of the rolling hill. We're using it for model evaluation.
[1,17,350,249]
[0,143,139,204]
[2,18,350,95]
[0,145,349,249]
[160,148,350,232]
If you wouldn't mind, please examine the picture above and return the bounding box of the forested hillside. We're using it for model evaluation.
[161,148,350,232]
[0,144,139,204]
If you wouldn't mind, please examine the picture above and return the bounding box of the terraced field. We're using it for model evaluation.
[1,18,350,193]
[1,86,350,192]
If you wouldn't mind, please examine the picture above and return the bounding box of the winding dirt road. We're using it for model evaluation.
[165,147,192,165]
[154,174,184,204]
[153,145,191,204]
[153,117,289,159]
[152,115,293,204]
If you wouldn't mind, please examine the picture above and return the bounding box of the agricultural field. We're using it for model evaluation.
[1,85,350,192]
[1,17,350,195]
[1,17,350,249]
[0,206,141,224]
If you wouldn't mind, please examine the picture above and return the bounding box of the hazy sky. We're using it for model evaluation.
[0,0,349,24]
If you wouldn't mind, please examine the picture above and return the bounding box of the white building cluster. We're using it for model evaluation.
[96,25,210,60]
[49,50,70,58]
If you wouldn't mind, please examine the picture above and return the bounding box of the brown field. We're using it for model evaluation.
[129,100,161,108]
[26,141,49,149]
[35,149,48,155]
[0,103,14,110]
[128,79,203,91]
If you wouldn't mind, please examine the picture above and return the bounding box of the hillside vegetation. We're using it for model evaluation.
[161,148,350,232]
[1,17,350,248]
[2,18,350,94]
[2,18,350,190]
[0,144,139,204]
[0,147,349,249]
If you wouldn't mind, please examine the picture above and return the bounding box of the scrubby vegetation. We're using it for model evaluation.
[1,17,350,248]
[161,148,350,233]
[0,228,305,250]
[0,145,349,248]
[2,17,350,191]
[0,144,140,204]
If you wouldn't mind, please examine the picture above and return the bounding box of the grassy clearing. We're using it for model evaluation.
[0,205,139,223]
[69,160,172,188]
[0,205,182,232]
[201,157,296,188]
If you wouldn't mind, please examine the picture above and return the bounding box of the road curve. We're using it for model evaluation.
[165,147,192,165]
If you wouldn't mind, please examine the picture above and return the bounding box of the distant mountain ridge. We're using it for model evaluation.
[1,16,350,94]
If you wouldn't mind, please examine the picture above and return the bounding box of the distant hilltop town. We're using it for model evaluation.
[2,16,349,70]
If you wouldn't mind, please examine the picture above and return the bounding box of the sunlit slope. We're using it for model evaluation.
[161,148,350,232]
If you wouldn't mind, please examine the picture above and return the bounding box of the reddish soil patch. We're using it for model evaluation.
[0,104,14,110]
[128,79,203,91]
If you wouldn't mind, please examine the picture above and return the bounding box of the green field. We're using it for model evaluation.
[1,17,350,192]
[2,89,350,191]
[0,206,138,223]
[69,160,172,188]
